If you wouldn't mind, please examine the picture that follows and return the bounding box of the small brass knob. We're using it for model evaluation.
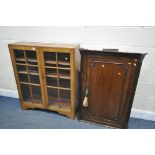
[134,63,137,67]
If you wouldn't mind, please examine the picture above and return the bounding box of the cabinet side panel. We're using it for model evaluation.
[123,60,143,126]
[70,49,76,118]
[78,54,88,119]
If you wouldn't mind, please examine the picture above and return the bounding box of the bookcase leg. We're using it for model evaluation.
[68,114,75,119]
[21,105,29,110]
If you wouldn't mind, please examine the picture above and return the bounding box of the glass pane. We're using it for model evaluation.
[16,59,26,64]
[44,52,57,67]
[14,49,26,64]
[16,65,27,72]
[59,69,70,77]
[58,63,70,68]
[18,73,29,82]
[20,84,31,102]
[27,60,38,66]
[46,77,57,87]
[30,75,40,84]
[47,88,59,107]
[44,52,56,61]
[58,53,70,63]
[28,66,38,74]
[31,86,42,103]
[59,90,71,108]
[14,49,25,59]
[45,68,57,75]
[59,78,70,88]
[26,50,37,60]
[45,63,57,67]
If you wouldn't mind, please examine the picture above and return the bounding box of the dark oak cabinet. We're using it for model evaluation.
[78,49,146,128]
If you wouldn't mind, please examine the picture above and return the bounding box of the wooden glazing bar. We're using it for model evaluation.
[23,50,33,102]
[56,52,60,108]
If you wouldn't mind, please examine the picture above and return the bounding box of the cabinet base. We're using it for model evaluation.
[21,105,29,110]
[21,104,75,119]
[78,115,128,129]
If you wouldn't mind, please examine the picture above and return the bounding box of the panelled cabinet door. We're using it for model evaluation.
[85,58,130,121]
[11,46,44,106]
[80,56,134,128]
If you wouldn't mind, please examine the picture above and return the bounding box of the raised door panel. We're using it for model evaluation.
[83,57,130,122]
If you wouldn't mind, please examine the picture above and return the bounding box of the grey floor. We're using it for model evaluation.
[0,95,155,129]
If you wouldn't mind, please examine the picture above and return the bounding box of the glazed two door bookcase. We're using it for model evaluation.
[9,42,79,119]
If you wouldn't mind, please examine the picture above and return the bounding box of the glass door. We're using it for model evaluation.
[57,52,71,109]
[13,48,43,104]
[43,50,71,110]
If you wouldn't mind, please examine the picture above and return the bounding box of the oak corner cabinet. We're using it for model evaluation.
[78,49,146,128]
[8,42,79,119]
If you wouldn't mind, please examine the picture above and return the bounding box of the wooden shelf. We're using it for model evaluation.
[18,71,39,75]
[18,71,28,74]
[16,58,37,63]
[46,73,70,79]
[29,72,39,75]
[16,63,26,66]
[45,60,57,64]
[16,58,26,61]
[45,60,70,66]
[58,67,70,70]
[58,61,70,66]
[27,59,37,62]
[32,98,42,103]
[47,86,70,90]
[59,75,70,79]
[22,98,42,103]
[48,101,59,108]
[28,70,38,74]
[20,81,40,86]
[45,66,57,69]
[60,100,71,109]
[46,74,58,78]
[23,98,32,103]
[48,99,71,110]
[45,66,70,70]
[16,63,38,67]
[47,86,59,89]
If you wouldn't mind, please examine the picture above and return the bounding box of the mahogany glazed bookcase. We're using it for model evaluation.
[8,42,79,119]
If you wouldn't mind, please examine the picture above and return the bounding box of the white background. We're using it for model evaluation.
[0,1,155,155]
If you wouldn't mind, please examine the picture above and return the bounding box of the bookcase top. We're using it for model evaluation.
[9,42,80,49]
